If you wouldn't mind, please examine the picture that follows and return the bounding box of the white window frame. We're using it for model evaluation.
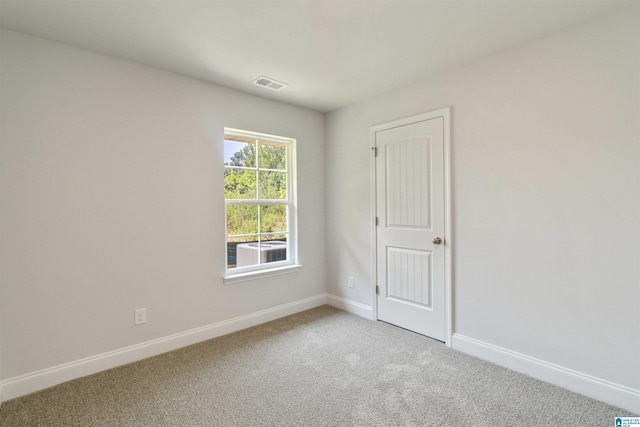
[223,128,299,284]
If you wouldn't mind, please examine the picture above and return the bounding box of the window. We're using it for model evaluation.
[223,128,298,283]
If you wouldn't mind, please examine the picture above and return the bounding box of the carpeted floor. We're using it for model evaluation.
[0,306,635,426]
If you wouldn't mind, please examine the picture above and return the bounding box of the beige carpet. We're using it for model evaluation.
[0,306,635,426]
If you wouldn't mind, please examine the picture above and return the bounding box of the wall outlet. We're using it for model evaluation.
[348,276,354,289]
[134,308,146,326]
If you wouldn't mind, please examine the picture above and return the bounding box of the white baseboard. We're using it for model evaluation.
[1,294,327,402]
[326,294,373,319]
[452,333,640,414]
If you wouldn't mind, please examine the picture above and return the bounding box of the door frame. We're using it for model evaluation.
[370,107,452,346]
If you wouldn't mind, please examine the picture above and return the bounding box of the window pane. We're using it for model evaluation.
[224,169,257,199]
[231,237,262,269]
[258,143,286,170]
[226,205,258,237]
[265,234,287,243]
[228,236,287,269]
[259,238,287,265]
[258,171,286,200]
[260,205,287,233]
[227,236,258,269]
[224,140,256,168]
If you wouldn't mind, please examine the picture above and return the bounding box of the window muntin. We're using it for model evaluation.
[224,129,296,276]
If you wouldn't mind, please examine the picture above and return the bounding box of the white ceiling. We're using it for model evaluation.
[0,0,634,112]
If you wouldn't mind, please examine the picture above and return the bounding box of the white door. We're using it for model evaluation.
[374,110,448,341]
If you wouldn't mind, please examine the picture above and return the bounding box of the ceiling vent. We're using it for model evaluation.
[252,75,288,91]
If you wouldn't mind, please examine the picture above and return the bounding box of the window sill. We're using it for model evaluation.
[223,264,302,285]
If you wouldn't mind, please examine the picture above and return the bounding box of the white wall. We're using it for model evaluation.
[0,27,4,404]
[0,30,326,382]
[326,4,639,397]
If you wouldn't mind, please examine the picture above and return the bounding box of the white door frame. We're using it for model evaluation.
[370,107,452,346]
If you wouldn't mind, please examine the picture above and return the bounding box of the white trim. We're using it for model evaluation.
[370,107,453,346]
[326,294,374,319]
[452,333,640,414]
[223,264,302,285]
[369,127,379,323]
[0,294,327,401]
[442,109,453,347]
[224,127,293,145]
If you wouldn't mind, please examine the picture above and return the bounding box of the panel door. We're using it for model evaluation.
[375,116,445,341]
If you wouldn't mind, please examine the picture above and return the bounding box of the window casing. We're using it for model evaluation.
[223,128,298,282]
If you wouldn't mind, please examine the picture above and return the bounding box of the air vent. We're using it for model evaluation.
[252,75,288,91]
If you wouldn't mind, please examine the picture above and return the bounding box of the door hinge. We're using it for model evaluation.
[372,146,377,157]
[376,285,380,295]
[375,217,379,226]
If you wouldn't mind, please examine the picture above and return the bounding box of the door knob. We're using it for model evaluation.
[432,237,443,245]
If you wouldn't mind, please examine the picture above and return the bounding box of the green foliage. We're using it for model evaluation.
[226,205,258,236]
[225,142,288,237]
[260,205,287,233]
[259,171,286,200]
[224,169,256,199]
[258,144,286,170]
[228,143,256,168]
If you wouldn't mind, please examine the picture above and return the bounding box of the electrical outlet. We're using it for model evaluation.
[348,276,354,289]
[134,308,146,326]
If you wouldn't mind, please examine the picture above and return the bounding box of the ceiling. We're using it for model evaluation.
[0,0,634,112]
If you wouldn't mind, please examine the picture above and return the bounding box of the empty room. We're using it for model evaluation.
[0,0,638,425]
